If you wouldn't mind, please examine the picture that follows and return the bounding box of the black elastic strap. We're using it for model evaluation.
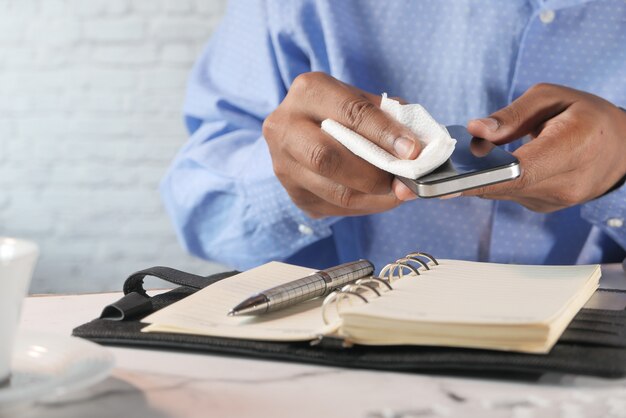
[122,266,239,296]
[100,266,240,321]
[100,292,153,321]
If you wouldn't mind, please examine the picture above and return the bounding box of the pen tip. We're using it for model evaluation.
[227,310,235,317]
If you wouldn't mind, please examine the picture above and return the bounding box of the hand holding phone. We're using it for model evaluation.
[397,125,521,198]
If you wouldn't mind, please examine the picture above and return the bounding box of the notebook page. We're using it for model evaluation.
[142,262,334,341]
[342,259,600,325]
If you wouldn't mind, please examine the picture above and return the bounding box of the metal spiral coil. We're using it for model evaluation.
[321,251,438,325]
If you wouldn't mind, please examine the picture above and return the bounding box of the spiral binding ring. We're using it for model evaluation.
[320,251,438,326]
[403,255,430,270]
[322,290,368,325]
[342,282,381,297]
[356,276,393,291]
[379,261,419,281]
[406,251,438,266]
[396,257,429,273]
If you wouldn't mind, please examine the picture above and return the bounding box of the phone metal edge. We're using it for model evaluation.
[399,163,521,198]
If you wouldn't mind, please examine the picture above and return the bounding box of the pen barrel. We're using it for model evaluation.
[263,260,375,314]
[321,260,375,291]
[264,273,328,313]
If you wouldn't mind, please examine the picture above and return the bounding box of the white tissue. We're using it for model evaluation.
[320,94,456,179]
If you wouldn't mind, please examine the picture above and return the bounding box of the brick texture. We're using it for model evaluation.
[0,0,229,293]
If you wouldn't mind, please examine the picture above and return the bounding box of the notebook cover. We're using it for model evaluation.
[72,274,626,379]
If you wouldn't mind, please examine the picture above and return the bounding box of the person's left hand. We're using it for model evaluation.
[460,83,626,213]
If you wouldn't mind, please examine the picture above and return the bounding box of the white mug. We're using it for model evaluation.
[0,238,39,384]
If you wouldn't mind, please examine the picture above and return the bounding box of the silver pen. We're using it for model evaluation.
[227,260,375,316]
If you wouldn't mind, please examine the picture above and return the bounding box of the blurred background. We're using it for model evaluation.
[0,0,229,293]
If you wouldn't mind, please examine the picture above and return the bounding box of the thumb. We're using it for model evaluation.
[466,83,572,145]
[335,92,422,160]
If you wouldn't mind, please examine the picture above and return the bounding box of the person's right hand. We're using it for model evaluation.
[262,72,421,219]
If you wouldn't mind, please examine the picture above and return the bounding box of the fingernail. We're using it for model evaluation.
[393,136,416,159]
[439,192,462,200]
[475,117,500,132]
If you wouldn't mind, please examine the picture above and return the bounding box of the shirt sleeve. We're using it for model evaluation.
[160,0,339,270]
[581,182,626,251]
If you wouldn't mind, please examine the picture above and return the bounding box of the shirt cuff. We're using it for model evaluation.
[581,182,626,249]
[243,176,342,256]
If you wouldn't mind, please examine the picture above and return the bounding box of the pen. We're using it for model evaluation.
[227,259,375,316]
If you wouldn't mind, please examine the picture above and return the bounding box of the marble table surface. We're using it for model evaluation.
[7,264,626,418]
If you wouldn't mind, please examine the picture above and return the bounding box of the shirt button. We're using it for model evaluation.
[539,9,555,24]
[606,218,624,228]
[298,224,314,235]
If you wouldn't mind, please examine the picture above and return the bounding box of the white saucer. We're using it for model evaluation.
[0,330,114,410]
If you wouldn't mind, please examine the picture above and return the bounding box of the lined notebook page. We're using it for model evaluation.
[142,262,333,341]
[342,259,600,324]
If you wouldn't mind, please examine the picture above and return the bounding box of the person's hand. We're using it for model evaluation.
[262,72,421,218]
[463,83,626,212]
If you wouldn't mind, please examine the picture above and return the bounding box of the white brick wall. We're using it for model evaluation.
[0,0,230,293]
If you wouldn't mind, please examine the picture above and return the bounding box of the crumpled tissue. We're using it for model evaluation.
[321,94,456,179]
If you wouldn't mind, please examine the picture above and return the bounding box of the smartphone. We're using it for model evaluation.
[397,125,521,198]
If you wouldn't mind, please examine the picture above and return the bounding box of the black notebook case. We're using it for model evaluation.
[72,266,626,378]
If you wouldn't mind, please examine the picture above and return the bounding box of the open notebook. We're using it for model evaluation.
[142,259,601,354]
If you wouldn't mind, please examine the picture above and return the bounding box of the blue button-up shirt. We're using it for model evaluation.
[162,0,626,272]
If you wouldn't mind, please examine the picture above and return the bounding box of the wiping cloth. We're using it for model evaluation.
[321,94,456,179]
